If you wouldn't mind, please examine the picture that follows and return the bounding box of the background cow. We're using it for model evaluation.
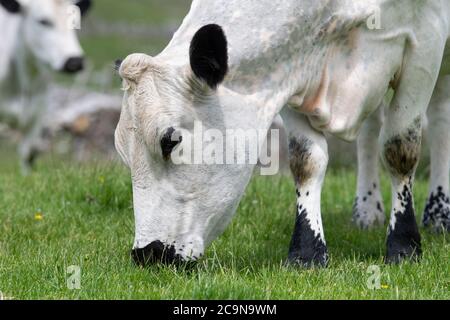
[353,75,450,233]
[0,0,91,173]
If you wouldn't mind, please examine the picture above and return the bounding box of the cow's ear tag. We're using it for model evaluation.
[0,0,22,14]
[189,24,228,89]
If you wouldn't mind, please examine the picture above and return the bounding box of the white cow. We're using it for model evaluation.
[115,0,450,267]
[353,77,450,232]
[0,0,91,172]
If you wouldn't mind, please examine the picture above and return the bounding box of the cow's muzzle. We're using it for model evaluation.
[62,57,84,73]
[131,240,196,267]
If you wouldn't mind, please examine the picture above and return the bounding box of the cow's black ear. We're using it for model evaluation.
[189,24,228,89]
[75,0,92,16]
[0,0,21,14]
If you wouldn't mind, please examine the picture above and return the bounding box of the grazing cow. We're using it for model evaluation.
[0,0,91,172]
[353,74,450,232]
[115,0,450,267]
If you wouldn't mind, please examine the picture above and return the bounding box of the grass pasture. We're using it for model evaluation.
[0,156,448,300]
[0,0,448,301]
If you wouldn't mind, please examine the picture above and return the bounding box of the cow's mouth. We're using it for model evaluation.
[131,240,198,268]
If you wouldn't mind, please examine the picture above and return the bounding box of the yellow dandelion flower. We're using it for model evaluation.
[381,284,389,289]
[34,212,43,221]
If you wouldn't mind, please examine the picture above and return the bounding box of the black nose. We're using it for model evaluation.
[63,57,84,73]
[131,241,189,267]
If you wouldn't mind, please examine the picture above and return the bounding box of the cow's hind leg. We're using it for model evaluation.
[382,116,422,264]
[282,108,328,267]
[353,106,385,229]
[423,75,450,232]
[380,32,446,263]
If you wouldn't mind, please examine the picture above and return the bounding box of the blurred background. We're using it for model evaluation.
[0,0,431,175]
[52,0,192,160]
[0,0,191,168]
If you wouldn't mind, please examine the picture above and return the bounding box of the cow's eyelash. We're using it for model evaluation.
[38,19,54,27]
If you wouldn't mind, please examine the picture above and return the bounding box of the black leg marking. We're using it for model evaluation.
[352,182,385,229]
[423,186,450,232]
[386,182,422,264]
[288,205,328,268]
[377,202,383,213]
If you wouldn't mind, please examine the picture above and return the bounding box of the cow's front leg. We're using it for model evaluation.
[423,75,450,232]
[282,109,328,267]
[353,106,385,229]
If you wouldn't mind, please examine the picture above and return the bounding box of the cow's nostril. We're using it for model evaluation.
[63,57,84,73]
[131,240,180,266]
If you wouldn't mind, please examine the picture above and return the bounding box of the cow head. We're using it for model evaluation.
[116,25,266,266]
[0,0,92,73]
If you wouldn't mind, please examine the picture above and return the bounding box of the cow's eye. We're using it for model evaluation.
[38,19,54,27]
[160,127,182,161]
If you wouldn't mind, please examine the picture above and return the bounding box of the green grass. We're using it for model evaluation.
[0,155,448,300]
[77,0,190,71]
[0,0,448,300]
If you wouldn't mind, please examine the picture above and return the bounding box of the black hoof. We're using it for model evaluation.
[287,251,328,268]
[386,183,422,264]
[386,220,421,264]
[288,208,328,269]
[385,245,421,264]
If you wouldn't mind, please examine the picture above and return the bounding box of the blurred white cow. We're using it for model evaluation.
[0,0,91,173]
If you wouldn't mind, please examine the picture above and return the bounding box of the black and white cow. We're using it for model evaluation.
[115,0,450,267]
[0,0,91,173]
